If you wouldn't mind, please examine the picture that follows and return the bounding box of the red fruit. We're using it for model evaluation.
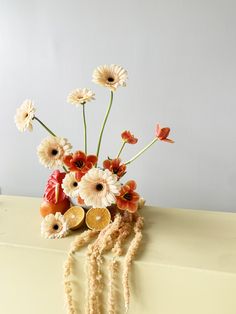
[40,198,70,217]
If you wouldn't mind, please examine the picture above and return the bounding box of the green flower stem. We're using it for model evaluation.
[116,141,126,158]
[82,104,87,154]
[96,91,114,161]
[33,116,56,137]
[125,138,158,165]
[33,116,68,173]
[62,165,68,172]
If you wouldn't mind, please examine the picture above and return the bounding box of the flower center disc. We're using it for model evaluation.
[75,160,84,168]
[107,77,114,82]
[51,149,58,156]
[53,224,59,230]
[96,183,104,191]
[124,193,132,201]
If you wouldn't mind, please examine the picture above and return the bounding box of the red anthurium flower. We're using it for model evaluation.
[103,158,126,178]
[116,180,140,213]
[156,124,174,143]
[121,130,138,144]
[63,151,97,179]
[44,170,67,204]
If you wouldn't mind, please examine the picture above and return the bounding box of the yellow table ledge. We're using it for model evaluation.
[0,195,236,314]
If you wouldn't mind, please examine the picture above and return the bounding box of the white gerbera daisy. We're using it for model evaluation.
[92,64,128,92]
[14,99,36,132]
[78,168,121,208]
[62,172,80,198]
[67,88,95,106]
[37,136,72,169]
[41,212,69,239]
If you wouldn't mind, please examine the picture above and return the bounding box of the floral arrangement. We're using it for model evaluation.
[14,64,174,314]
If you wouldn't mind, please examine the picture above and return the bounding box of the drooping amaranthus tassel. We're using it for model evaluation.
[122,215,144,312]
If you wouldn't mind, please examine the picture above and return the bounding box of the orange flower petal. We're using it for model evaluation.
[156,124,174,142]
[87,155,98,164]
[121,130,138,144]
[119,185,130,196]
[103,159,112,169]
[163,138,174,143]
[156,124,161,136]
[75,150,87,160]
[126,180,137,190]
[83,162,93,172]
[131,192,140,202]
[116,198,127,210]
[77,195,85,205]
[63,155,73,166]
[75,171,84,181]
[127,202,138,213]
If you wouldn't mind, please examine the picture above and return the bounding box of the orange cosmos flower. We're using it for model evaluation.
[116,180,140,213]
[103,158,126,178]
[121,130,138,144]
[63,151,97,179]
[156,124,174,143]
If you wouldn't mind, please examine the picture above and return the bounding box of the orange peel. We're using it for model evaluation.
[64,206,85,230]
[85,207,111,231]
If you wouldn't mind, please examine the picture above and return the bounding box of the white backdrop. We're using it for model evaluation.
[0,0,235,212]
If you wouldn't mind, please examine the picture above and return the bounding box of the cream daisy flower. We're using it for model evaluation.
[78,168,121,208]
[67,88,95,106]
[14,99,36,132]
[92,64,128,92]
[37,136,72,169]
[41,212,69,239]
[62,172,80,198]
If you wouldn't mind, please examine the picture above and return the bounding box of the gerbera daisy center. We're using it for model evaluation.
[53,224,59,230]
[51,149,58,156]
[96,183,104,191]
[73,182,78,187]
[107,77,115,82]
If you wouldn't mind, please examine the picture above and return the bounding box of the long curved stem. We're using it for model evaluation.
[116,141,126,158]
[33,116,56,136]
[82,104,87,154]
[96,91,114,161]
[125,138,158,165]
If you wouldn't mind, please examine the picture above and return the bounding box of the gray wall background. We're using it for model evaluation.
[0,0,235,212]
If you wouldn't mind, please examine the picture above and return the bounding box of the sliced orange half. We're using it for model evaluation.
[85,207,111,231]
[64,206,85,230]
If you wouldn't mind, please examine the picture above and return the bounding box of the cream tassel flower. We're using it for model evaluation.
[37,136,72,169]
[86,215,122,314]
[92,64,128,92]
[64,230,99,314]
[67,88,95,106]
[122,215,144,312]
[14,99,36,132]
